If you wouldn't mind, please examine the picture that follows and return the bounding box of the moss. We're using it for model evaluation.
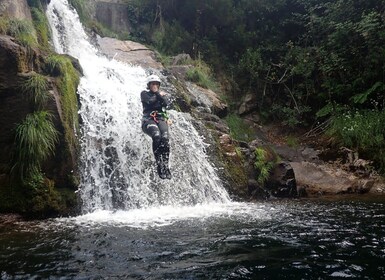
[59,59,80,147]
[213,135,248,197]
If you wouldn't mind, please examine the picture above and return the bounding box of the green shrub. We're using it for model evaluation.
[186,56,218,90]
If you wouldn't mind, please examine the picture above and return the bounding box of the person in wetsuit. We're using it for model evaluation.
[141,74,172,179]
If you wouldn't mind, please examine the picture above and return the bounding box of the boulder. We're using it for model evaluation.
[96,37,163,69]
[186,82,228,118]
[290,161,374,195]
[238,93,258,115]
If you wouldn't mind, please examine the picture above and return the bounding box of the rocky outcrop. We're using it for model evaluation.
[0,0,32,20]
[96,36,163,69]
[0,2,81,217]
[82,0,131,35]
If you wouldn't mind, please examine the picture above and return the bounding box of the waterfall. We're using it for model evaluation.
[46,0,230,213]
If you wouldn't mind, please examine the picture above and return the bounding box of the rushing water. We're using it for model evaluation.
[1,198,385,279]
[1,0,385,279]
[46,0,229,212]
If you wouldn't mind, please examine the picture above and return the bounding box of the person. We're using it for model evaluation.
[141,74,172,179]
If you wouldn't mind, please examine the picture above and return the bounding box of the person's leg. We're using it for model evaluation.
[157,120,171,179]
[142,120,169,179]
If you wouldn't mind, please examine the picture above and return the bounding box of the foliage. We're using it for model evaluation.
[327,109,385,173]
[254,147,277,186]
[20,72,50,109]
[225,114,254,142]
[67,0,88,23]
[11,111,59,183]
[186,59,218,90]
[6,18,37,48]
[30,7,50,50]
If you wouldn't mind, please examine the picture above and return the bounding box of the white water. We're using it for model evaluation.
[46,0,230,215]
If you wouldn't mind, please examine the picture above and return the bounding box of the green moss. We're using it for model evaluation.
[52,55,81,156]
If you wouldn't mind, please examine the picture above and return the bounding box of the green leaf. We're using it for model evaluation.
[351,82,385,104]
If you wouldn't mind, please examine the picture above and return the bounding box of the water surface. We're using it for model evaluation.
[1,197,385,279]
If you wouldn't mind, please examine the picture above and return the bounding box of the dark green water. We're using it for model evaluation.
[1,197,385,279]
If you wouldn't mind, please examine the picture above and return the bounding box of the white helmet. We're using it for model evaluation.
[146,74,161,85]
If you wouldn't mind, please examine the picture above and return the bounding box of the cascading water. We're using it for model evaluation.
[46,0,230,213]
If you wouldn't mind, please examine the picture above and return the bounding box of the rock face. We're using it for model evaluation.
[0,0,81,217]
[96,36,163,69]
[95,0,130,34]
[0,0,32,20]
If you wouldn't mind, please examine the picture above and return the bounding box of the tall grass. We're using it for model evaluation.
[186,56,218,91]
[20,72,50,109]
[225,113,254,142]
[11,111,59,182]
[7,18,37,48]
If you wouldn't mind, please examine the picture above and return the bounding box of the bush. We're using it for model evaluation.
[328,109,385,173]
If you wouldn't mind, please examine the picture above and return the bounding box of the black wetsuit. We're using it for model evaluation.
[141,90,171,179]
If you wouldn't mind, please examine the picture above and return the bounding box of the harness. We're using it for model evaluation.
[149,109,169,123]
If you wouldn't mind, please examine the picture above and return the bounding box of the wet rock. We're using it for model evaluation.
[265,162,297,197]
[96,36,163,69]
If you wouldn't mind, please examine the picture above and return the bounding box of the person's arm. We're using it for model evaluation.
[157,91,172,109]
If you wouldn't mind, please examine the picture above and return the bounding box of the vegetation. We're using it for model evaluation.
[254,147,279,186]
[328,109,385,172]
[4,18,37,48]
[20,72,50,109]
[0,1,81,217]
[225,114,254,142]
[118,0,385,174]
[11,111,59,183]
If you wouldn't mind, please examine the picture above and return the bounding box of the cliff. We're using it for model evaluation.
[0,0,81,217]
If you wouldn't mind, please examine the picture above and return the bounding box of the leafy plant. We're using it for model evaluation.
[11,111,59,183]
[254,147,277,186]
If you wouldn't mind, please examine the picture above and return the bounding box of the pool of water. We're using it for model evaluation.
[1,197,385,279]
